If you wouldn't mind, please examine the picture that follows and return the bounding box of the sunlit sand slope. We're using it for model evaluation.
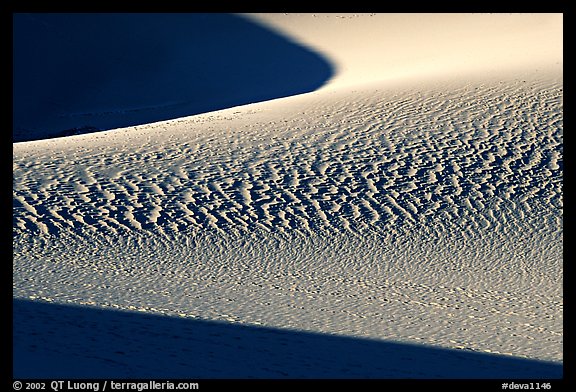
[14,72,562,370]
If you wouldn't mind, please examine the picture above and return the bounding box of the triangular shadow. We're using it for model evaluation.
[13,299,562,379]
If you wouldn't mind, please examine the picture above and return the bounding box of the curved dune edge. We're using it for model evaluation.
[245,13,562,90]
[13,13,562,143]
[12,13,334,142]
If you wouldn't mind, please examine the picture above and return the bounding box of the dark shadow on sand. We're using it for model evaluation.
[13,13,334,142]
[13,299,562,379]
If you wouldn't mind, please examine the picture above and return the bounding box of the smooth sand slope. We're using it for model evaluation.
[13,13,563,378]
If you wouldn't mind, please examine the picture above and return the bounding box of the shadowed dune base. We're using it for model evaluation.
[13,299,562,379]
[12,13,334,142]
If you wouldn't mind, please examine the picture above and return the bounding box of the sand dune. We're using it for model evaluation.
[13,13,333,142]
[247,13,562,88]
[13,76,562,240]
[13,13,562,378]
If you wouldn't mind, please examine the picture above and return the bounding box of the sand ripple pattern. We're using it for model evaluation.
[13,78,562,240]
[13,75,563,364]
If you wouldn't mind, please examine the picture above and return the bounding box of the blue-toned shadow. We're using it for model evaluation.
[13,13,334,142]
[13,299,562,379]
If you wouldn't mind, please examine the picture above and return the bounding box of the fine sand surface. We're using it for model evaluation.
[13,13,562,379]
